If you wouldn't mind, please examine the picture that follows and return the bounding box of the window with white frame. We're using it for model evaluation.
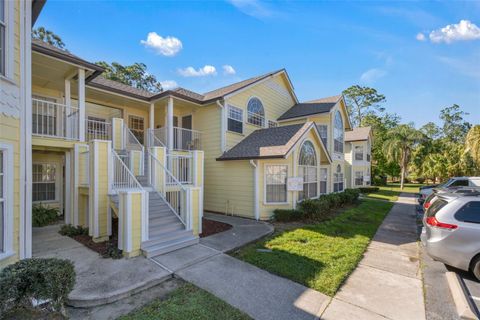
[298,141,318,201]
[316,124,328,149]
[247,97,265,127]
[320,168,328,194]
[32,96,58,136]
[354,145,364,161]
[227,105,243,134]
[268,120,278,128]
[265,165,287,203]
[333,164,344,192]
[129,115,145,144]
[0,0,5,76]
[355,171,364,186]
[333,111,344,153]
[33,163,57,202]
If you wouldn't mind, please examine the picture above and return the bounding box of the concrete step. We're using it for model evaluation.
[149,215,181,225]
[142,235,199,258]
[147,227,188,242]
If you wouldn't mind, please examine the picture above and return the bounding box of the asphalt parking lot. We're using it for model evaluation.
[458,270,480,317]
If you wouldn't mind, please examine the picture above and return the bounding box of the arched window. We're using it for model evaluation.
[334,111,344,153]
[298,141,318,200]
[247,97,265,127]
[333,164,344,192]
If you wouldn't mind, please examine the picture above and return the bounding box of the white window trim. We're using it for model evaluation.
[246,96,266,128]
[316,124,329,150]
[297,139,319,201]
[0,142,14,260]
[0,0,14,80]
[32,162,59,203]
[320,166,329,194]
[263,163,289,205]
[354,171,364,186]
[226,104,244,134]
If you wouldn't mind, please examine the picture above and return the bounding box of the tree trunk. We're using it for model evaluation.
[400,166,405,190]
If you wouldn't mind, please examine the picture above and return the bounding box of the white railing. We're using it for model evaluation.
[86,119,111,141]
[167,153,193,184]
[79,150,89,186]
[149,151,189,228]
[247,111,266,127]
[112,150,143,191]
[124,126,144,152]
[148,128,166,148]
[32,98,79,140]
[150,127,202,151]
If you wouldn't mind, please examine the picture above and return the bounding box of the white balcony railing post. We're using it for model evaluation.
[32,98,80,140]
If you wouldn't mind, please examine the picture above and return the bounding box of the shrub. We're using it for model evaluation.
[274,209,304,222]
[32,204,59,227]
[59,224,88,237]
[0,258,75,314]
[373,176,387,186]
[344,188,360,203]
[103,242,123,259]
[358,187,380,193]
[312,197,331,221]
[298,199,318,219]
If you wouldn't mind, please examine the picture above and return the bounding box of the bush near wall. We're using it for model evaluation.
[0,258,75,315]
[358,187,380,193]
[32,204,60,227]
[274,189,360,222]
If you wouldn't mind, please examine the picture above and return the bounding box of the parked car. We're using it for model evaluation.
[422,187,480,213]
[418,177,480,204]
[421,193,480,281]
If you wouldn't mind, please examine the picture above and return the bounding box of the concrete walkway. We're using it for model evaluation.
[33,225,171,308]
[152,213,330,320]
[322,193,426,320]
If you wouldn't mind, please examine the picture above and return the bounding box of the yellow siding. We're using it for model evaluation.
[130,192,142,257]
[225,74,295,150]
[190,187,200,236]
[0,116,21,267]
[78,191,89,228]
[89,141,110,241]
[77,144,89,187]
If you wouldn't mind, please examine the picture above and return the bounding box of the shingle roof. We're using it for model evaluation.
[345,126,372,142]
[217,123,310,161]
[277,102,336,121]
[88,76,156,99]
[305,95,342,104]
[32,39,104,73]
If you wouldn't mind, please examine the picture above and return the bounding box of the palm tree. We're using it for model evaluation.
[32,27,65,49]
[383,124,424,190]
[465,125,480,166]
[422,153,447,183]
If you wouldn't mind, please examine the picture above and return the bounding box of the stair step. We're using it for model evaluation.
[149,215,181,225]
[147,227,188,242]
[142,236,199,258]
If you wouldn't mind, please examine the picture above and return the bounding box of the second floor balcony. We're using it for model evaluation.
[32,98,80,140]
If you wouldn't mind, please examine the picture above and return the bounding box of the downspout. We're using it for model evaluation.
[217,100,226,153]
[250,160,259,220]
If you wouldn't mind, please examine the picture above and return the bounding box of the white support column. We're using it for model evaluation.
[65,151,71,225]
[64,79,71,139]
[167,97,174,151]
[292,149,298,209]
[149,103,155,130]
[78,68,86,141]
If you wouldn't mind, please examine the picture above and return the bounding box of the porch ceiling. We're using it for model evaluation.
[32,52,80,93]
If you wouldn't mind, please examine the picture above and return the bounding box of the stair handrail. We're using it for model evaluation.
[124,125,145,153]
[147,128,166,148]
[148,149,189,228]
[111,149,144,192]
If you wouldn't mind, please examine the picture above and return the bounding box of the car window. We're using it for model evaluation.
[450,180,469,187]
[425,193,436,203]
[426,199,448,217]
[454,201,480,224]
[439,179,454,188]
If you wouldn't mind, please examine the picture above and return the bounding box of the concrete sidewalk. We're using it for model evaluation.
[322,193,426,320]
[153,213,330,320]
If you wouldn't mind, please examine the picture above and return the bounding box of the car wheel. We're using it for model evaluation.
[471,256,480,281]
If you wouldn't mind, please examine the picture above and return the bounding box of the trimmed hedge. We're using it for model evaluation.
[274,189,361,222]
[358,187,380,193]
[32,204,59,227]
[0,258,75,314]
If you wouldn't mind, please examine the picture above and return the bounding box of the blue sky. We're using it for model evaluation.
[36,0,480,127]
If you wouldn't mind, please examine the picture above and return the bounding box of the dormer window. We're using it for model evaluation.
[247,97,265,127]
[333,111,344,153]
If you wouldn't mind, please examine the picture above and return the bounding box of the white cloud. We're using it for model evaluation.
[416,32,426,41]
[228,0,276,19]
[360,68,387,84]
[222,65,236,75]
[160,80,178,90]
[177,65,217,77]
[140,32,183,56]
[429,20,480,44]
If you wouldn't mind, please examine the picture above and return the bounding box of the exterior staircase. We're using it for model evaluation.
[136,153,198,258]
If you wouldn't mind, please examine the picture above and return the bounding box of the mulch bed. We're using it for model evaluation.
[200,218,232,238]
[70,219,120,258]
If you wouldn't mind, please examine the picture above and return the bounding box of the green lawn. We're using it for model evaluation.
[233,199,393,296]
[119,284,251,320]
[366,183,424,202]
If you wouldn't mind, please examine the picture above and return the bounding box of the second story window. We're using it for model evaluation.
[316,124,328,149]
[227,105,243,134]
[247,97,265,127]
[333,111,344,153]
[129,115,144,144]
[354,145,364,161]
[0,0,6,76]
